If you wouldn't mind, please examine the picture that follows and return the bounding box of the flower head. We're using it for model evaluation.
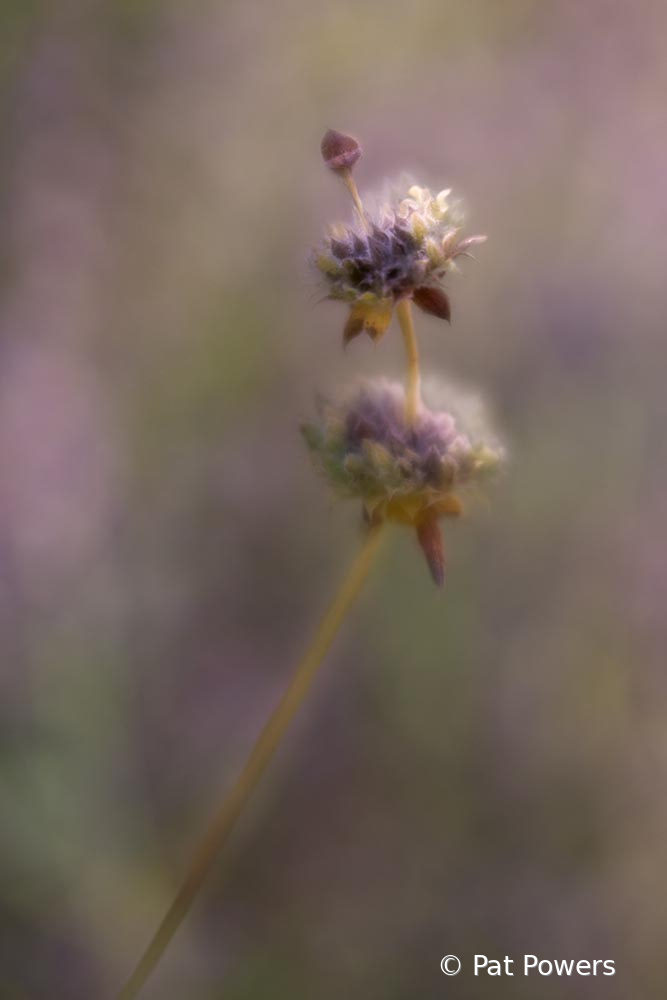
[314,168,486,345]
[302,379,503,585]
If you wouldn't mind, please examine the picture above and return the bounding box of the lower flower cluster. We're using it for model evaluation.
[302,380,503,584]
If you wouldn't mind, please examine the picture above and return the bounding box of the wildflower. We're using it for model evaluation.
[302,379,503,585]
[315,136,486,346]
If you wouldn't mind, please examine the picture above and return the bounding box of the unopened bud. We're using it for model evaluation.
[321,129,362,174]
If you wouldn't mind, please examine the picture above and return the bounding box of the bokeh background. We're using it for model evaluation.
[1,1,666,997]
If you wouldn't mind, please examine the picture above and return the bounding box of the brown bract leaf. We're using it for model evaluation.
[321,129,362,173]
[413,285,451,322]
[416,516,446,587]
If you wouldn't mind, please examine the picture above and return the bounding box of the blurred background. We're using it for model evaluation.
[1,1,666,997]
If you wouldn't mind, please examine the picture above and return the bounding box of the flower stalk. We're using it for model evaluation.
[341,168,368,229]
[118,525,384,999]
[396,297,421,426]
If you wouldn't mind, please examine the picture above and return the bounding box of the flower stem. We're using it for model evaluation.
[396,298,421,426]
[340,168,368,230]
[117,525,385,1000]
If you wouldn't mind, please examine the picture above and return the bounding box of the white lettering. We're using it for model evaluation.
[553,959,575,975]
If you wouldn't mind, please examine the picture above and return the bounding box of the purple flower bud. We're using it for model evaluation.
[321,129,362,174]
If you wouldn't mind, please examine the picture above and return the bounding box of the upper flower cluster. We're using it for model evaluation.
[314,130,486,346]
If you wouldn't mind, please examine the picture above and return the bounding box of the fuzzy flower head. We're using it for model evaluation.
[302,379,503,585]
[314,130,486,346]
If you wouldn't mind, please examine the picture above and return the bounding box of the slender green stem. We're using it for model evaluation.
[396,298,421,426]
[340,168,369,230]
[118,525,384,999]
